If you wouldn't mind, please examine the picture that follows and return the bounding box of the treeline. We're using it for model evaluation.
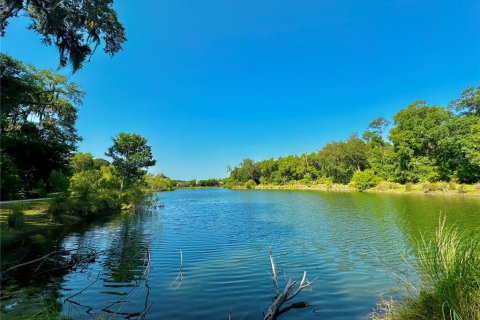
[226,87,480,189]
[1,54,156,215]
[145,174,222,191]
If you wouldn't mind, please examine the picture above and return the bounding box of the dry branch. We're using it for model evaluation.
[264,249,318,320]
[171,250,183,289]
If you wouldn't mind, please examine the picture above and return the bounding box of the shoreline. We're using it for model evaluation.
[231,183,480,198]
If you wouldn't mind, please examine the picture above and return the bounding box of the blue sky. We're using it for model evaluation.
[2,0,479,179]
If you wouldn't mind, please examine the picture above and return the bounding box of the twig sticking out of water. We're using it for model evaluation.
[264,248,319,320]
[269,247,279,295]
[171,250,183,289]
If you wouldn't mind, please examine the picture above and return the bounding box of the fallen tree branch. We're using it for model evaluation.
[264,249,318,320]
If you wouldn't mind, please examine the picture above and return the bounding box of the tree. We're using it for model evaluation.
[231,158,260,183]
[449,86,480,116]
[1,0,126,71]
[351,169,381,191]
[389,101,452,182]
[0,54,83,199]
[105,133,156,195]
[362,117,390,147]
[70,152,95,173]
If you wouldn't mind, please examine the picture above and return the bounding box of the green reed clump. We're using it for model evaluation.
[372,219,480,320]
[417,220,480,319]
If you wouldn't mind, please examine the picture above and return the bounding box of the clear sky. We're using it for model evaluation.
[2,0,479,180]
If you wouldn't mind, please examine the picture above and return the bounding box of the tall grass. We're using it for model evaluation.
[372,219,480,320]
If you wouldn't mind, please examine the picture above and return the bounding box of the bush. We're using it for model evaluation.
[7,204,26,229]
[351,169,381,192]
[448,181,457,191]
[405,182,413,191]
[371,219,480,320]
[457,184,466,194]
[48,193,71,217]
[48,170,70,193]
[437,182,448,192]
[245,179,256,189]
[377,181,389,191]
[33,179,48,198]
[416,220,480,319]
[422,182,437,193]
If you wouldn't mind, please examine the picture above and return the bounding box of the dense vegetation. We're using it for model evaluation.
[372,220,480,320]
[1,54,83,200]
[145,174,222,191]
[226,88,480,190]
[0,53,156,217]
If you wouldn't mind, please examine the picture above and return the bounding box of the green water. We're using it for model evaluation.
[1,189,479,319]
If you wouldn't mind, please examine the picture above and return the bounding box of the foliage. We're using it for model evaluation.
[227,87,480,188]
[7,203,26,229]
[245,179,256,189]
[389,101,452,183]
[0,0,127,71]
[0,54,83,200]
[352,169,381,191]
[372,220,480,320]
[0,150,21,199]
[105,133,156,189]
[146,174,175,191]
[230,159,260,183]
[70,152,95,173]
[47,170,69,193]
[449,86,480,116]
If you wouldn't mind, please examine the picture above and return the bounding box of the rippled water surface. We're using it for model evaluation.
[58,189,480,319]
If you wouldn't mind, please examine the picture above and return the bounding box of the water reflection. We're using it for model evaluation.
[61,212,154,319]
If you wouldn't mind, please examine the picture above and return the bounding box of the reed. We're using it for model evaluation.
[372,218,480,320]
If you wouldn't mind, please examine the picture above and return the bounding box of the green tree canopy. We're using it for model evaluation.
[105,133,156,188]
[1,0,126,71]
[0,54,83,199]
[449,86,480,116]
[389,101,452,182]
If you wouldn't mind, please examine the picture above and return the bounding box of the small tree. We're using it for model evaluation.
[351,169,381,192]
[105,133,156,197]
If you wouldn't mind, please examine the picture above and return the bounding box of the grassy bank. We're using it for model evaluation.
[0,201,73,248]
[371,220,480,320]
[230,182,480,197]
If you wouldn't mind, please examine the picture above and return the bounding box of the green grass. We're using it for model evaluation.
[371,219,480,320]
[0,200,59,247]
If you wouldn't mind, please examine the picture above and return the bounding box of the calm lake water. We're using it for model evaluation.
[4,189,480,319]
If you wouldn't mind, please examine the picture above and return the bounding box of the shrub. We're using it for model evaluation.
[405,182,413,192]
[245,179,256,189]
[48,170,70,193]
[7,204,26,229]
[457,184,466,194]
[371,219,480,320]
[377,181,389,191]
[416,220,480,319]
[48,193,70,217]
[448,181,457,191]
[33,179,47,198]
[351,169,381,192]
[422,182,436,193]
[438,182,448,192]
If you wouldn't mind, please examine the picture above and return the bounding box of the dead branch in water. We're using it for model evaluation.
[171,250,183,289]
[264,248,319,320]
